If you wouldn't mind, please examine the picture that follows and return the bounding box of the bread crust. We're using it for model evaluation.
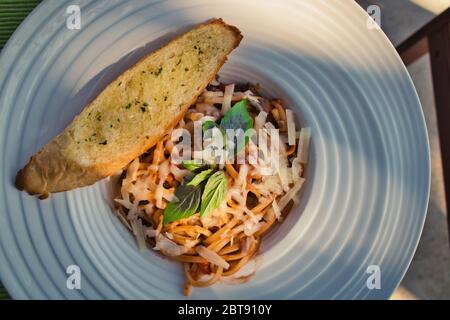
[16,18,243,197]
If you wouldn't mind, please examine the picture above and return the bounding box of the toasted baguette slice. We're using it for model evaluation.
[16,19,242,197]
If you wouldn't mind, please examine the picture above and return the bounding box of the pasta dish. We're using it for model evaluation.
[114,79,311,296]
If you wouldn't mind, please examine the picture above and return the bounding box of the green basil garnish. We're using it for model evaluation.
[187,168,213,187]
[202,120,221,132]
[221,99,253,153]
[182,160,206,172]
[163,183,202,225]
[164,99,253,224]
[220,99,253,135]
[162,169,228,224]
[200,171,228,218]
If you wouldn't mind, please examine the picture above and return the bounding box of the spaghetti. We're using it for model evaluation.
[114,80,310,295]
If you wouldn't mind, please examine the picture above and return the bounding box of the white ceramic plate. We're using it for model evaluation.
[0,0,430,299]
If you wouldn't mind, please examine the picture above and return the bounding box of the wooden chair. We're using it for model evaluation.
[396,8,450,246]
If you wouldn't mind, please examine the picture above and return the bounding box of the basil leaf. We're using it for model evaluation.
[163,184,202,225]
[220,99,253,153]
[182,160,205,172]
[203,120,225,144]
[187,168,214,187]
[202,120,220,132]
[220,99,253,132]
[200,171,228,218]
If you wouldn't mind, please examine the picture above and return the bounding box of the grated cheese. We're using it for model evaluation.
[222,84,235,115]
[196,245,230,269]
[298,127,311,164]
[286,109,296,146]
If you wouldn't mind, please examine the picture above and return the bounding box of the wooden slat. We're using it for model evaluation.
[428,24,450,242]
[399,37,429,66]
[397,7,450,65]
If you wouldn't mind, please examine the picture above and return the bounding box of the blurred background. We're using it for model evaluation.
[0,0,449,300]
